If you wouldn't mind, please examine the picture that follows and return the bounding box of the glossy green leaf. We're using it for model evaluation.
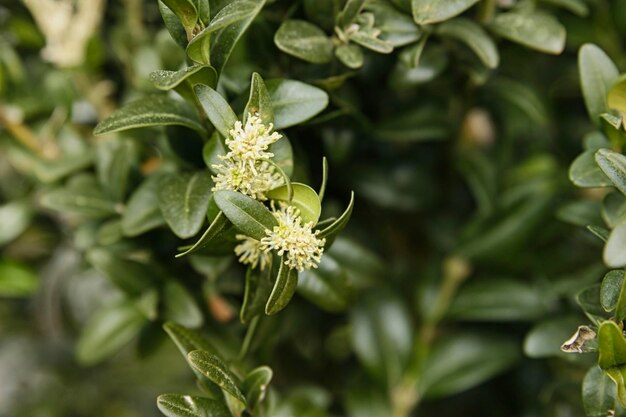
[150,65,218,100]
[157,394,231,417]
[602,270,624,312]
[436,18,499,69]
[267,183,321,224]
[298,252,350,312]
[161,0,198,36]
[163,281,204,328]
[606,222,626,269]
[244,72,273,126]
[163,321,217,361]
[76,301,147,366]
[40,174,117,218]
[365,0,421,47]
[159,0,188,48]
[606,365,626,407]
[350,31,393,54]
[557,200,603,227]
[186,0,259,65]
[598,320,626,369]
[241,264,274,323]
[420,333,519,398]
[583,366,618,417]
[274,20,333,64]
[265,259,298,315]
[158,171,213,239]
[448,279,549,321]
[335,43,364,69]
[0,260,38,297]
[541,0,588,16]
[0,200,32,245]
[122,173,167,237]
[87,248,158,295]
[579,44,619,125]
[596,149,626,196]
[94,95,205,135]
[265,79,329,130]
[187,350,247,405]
[569,150,612,188]
[96,137,137,202]
[319,192,355,245]
[214,190,277,240]
[194,84,237,138]
[577,285,609,326]
[242,366,273,410]
[176,211,230,257]
[338,0,365,27]
[412,0,479,24]
[351,292,412,385]
[490,11,565,55]
[609,75,626,116]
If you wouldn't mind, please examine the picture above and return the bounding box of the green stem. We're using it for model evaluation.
[238,315,260,361]
[477,0,497,24]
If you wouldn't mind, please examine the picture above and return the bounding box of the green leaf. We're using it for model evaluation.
[96,137,137,202]
[87,248,158,295]
[557,200,603,227]
[194,84,238,138]
[448,279,549,321]
[541,0,588,17]
[349,31,393,54]
[577,285,609,326]
[176,211,230,257]
[150,65,218,101]
[158,171,213,239]
[436,18,499,69]
[187,350,247,405]
[76,301,147,365]
[0,260,38,297]
[335,43,364,69]
[265,79,329,130]
[338,0,365,27]
[319,192,355,245]
[583,366,618,417]
[606,222,626,269]
[490,11,565,55]
[596,149,626,196]
[209,0,265,74]
[122,173,167,237]
[244,72,274,126]
[265,259,299,315]
[163,281,204,328]
[157,394,231,417]
[161,0,198,37]
[599,320,626,369]
[606,365,626,408]
[0,200,32,245]
[214,190,277,240]
[163,321,217,361]
[569,150,612,188]
[94,95,205,135]
[609,75,626,116]
[579,44,619,126]
[269,135,294,177]
[186,0,259,65]
[274,20,333,64]
[241,264,274,323]
[365,0,421,47]
[419,333,519,398]
[40,174,117,218]
[242,366,273,410]
[267,183,322,224]
[412,0,480,24]
[602,270,624,312]
[524,316,587,359]
[351,292,413,385]
[298,252,350,312]
[159,0,188,48]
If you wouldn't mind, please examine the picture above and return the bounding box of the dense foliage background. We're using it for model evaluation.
[3,0,626,416]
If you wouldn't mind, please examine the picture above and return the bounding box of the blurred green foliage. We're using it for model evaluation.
[2,0,626,416]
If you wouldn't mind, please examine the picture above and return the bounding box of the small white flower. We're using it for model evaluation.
[234,234,272,270]
[211,113,283,200]
[225,114,282,162]
[260,205,325,272]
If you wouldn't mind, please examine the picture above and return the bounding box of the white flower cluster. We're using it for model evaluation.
[212,114,283,200]
[234,205,325,272]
